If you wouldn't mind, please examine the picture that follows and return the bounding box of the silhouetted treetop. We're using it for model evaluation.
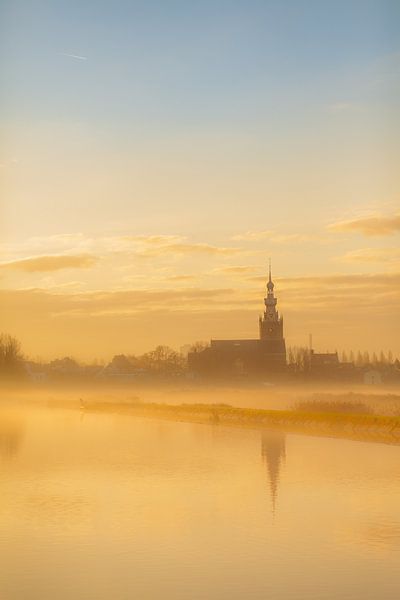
[0,334,25,378]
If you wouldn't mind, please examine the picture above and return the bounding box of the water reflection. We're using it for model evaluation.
[363,521,400,551]
[342,521,400,553]
[24,493,92,529]
[0,414,24,459]
[261,430,286,512]
[1,407,399,600]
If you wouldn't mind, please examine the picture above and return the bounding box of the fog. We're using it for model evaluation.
[3,380,400,417]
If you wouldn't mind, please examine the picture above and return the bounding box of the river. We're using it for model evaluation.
[0,404,399,599]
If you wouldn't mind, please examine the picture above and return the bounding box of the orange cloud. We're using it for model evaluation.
[338,247,400,264]
[1,272,400,360]
[166,275,198,282]
[214,265,258,275]
[0,254,98,273]
[277,272,400,287]
[231,230,273,241]
[123,234,185,245]
[329,214,400,236]
[268,233,324,243]
[232,230,324,243]
[248,272,400,302]
[137,243,242,258]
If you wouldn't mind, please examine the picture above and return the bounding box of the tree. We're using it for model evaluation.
[49,356,80,375]
[287,346,310,373]
[189,341,209,353]
[140,345,186,376]
[107,354,137,374]
[0,334,24,378]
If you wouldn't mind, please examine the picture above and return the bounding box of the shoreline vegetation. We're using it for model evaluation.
[2,385,400,446]
[57,398,400,446]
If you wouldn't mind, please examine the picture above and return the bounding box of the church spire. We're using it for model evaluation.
[267,258,274,294]
[259,258,285,354]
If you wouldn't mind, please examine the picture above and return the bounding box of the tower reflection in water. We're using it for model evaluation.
[261,430,286,512]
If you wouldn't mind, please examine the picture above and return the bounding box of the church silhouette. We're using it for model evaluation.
[188,263,286,377]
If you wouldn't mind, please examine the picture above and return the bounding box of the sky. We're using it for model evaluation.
[1,0,399,360]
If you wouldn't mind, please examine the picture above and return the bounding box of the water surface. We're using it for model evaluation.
[0,405,399,599]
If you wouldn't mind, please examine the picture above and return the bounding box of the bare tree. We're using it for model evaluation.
[189,341,209,353]
[139,345,186,375]
[287,346,310,373]
[0,334,24,378]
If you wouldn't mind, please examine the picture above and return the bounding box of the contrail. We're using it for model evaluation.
[61,53,88,61]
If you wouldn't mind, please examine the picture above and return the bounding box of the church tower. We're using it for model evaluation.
[259,261,286,368]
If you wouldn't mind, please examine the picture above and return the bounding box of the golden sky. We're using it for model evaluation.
[1,2,399,360]
[1,218,399,360]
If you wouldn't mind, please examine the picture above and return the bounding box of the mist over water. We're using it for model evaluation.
[1,401,399,600]
[5,381,400,417]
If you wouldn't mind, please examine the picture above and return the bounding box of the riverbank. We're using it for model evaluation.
[80,400,400,446]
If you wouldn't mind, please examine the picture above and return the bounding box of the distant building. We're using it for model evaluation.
[308,350,361,380]
[188,263,286,377]
[309,350,339,373]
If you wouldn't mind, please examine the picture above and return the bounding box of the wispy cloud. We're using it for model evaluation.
[3,271,400,358]
[232,230,324,244]
[328,213,400,236]
[338,247,400,264]
[231,230,273,241]
[275,272,400,288]
[124,235,243,257]
[214,265,258,275]
[61,52,88,61]
[123,235,186,245]
[0,254,98,273]
[136,243,243,258]
[2,272,399,317]
[166,275,198,282]
[0,233,248,268]
[268,233,324,243]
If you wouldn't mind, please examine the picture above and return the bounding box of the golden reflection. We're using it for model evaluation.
[341,521,400,553]
[363,522,400,551]
[261,430,286,512]
[0,413,24,459]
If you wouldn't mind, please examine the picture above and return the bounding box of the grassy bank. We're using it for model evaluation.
[81,400,400,446]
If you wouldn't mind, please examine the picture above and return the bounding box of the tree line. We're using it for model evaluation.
[0,332,398,381]
[287,346,396,373]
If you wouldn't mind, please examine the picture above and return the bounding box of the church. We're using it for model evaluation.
[188,264,287,377]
